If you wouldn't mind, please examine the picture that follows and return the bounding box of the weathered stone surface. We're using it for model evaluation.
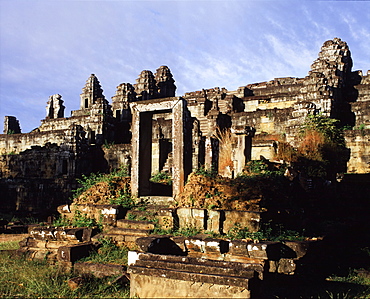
[28,227,91,242]
[130,273,252,299]
[207,209,222,233]
[128,252,262,298]
[177,207,206,230]
[223,210,261,233]
[184,237,229,256]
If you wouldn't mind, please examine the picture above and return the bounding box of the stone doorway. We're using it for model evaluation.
[130,98,185,200]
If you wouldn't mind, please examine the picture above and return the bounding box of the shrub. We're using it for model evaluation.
[149,171,172,185]
[214,127,234,177]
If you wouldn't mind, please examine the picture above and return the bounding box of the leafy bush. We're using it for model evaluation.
[194,166,217,178]
[109,190,135,208]
[173,225,201,237]
[149,171,172,185]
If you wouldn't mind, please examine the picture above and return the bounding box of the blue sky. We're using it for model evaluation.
[0,0,369,133]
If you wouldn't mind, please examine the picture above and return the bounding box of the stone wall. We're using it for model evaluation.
[345,129,370,173]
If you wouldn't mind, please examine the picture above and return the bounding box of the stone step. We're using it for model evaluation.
[161,152,173,173]
[108,227,152,236]
[116,219,155,230]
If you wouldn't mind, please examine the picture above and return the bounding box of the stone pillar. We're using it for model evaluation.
[204,136,213,170]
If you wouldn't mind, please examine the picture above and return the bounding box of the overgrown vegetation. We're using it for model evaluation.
[53,210,103,229]
[214,127,234,177]
[177,161,287,211]
[276,114,347,179]
[73,166,130,199]
[226,222,306,242]
[149,171,172,185]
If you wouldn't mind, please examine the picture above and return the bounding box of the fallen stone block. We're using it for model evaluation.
[57,242,94,263]
[283,240,311,259]
[28,227,92,242]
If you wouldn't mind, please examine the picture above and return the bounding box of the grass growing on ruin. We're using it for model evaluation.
[226,222,306,242]
[0,251,130,298]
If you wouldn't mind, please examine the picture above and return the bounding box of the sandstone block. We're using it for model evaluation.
[206,209,222,233]
[177,208,206,230]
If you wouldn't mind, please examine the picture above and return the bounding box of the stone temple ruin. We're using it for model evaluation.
[1,37,370,298]
[1,37,369,214]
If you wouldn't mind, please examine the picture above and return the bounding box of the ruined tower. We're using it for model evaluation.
[80,74,106,110]
[46,94,65,119]
[134,70,157,101]
[154,65,176,98]
[111,83,136,121]
[302,37,353,122]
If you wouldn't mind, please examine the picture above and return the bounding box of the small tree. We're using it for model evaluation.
[214,127,234,178]
[276,114,347,180]
[297,114,346,179]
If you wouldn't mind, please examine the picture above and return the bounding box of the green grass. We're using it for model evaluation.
[0,240,19,250]
[79,238,129,265]
[0,251,130,298]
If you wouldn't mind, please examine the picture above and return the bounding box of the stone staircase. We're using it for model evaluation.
[92,218,155,246]
[161,152,173,173]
